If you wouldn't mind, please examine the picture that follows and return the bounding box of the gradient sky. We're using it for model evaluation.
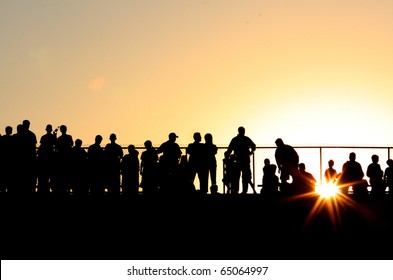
[2,0,393,148]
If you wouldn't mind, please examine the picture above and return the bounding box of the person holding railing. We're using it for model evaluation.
[274,138,299,194]
[157,132,182,194]
[225,126,256,194]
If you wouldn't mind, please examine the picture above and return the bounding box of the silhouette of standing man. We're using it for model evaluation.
[338,152,366,196]
[274,138,299,188]
[186,132,208,194]
[104,133,123,194]
[225,126,256,194]
[157,132,182,194]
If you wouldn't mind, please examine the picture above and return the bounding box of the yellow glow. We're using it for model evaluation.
[315,182,339,198]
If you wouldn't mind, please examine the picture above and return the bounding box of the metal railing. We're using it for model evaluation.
[127,145,392,194]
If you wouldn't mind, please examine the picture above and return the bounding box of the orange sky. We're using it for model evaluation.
[1,0,393,149]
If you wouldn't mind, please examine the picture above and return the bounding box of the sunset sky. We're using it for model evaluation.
[1,0,393,149]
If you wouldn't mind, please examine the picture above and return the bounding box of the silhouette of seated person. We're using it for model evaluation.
[121,144,140,196]
[291,163,317,195]
[222,153,240,194]
[140,140,159,195]
[324,159,338,184]
[367,154,385,197]
[260,158,279,196]
[156,132,182,194]
[384,159,393,196]
[338,152,368,197]
[274,138,299,190]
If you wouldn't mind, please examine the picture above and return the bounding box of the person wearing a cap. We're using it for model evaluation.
[157,132,182,192]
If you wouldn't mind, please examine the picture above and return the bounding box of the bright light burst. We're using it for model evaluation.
[280,181,368,232]
[315,182,339,198]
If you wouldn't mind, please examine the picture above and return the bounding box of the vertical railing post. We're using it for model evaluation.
[252,152,256,191]
[319,147,323,184]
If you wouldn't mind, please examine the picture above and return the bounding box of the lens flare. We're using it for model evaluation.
[315,182,338,198]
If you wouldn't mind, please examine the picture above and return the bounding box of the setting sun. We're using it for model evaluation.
[315,182,339,198]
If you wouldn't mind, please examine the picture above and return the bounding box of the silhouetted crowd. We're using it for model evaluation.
[0,120,392,199]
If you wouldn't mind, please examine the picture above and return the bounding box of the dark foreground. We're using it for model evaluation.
[1,192,393,260]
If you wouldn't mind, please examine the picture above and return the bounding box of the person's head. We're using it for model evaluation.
[45,124,52,133]
[193,132,201,143]
[60,125,67,134]
[144,140,152,149]
[371,154,379,163]
[204,133,213,144]
[169,132,178,142]
[238,126,245,136]
[387,159,393,167]
[264,158,270,166]
[75,139,82,148]
[17,124,23,134]
[275,138,284,147]
[349,152,356,161]
[210,184,218,194]
[128,144,137,155]
[22,119,30,129]
[94,135,103,144]
[299,163,306,172]
[109,133,117,142]
[5,126,12,135]
[328,159,334,168]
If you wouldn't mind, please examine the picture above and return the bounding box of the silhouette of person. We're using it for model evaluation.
[274,138,299,188]
[140,140,159,195]
[87,135,106,195]
[157,132,182,194]
[70,139,88,195]
[225,126,256,194]
[324,159,338,184]
[121,144,140,196]
[54,125,74,194]
[338,152,368,197]
[104,133,124,194]
[260,158,279,196]
[384,159,393,196]
[21,120,38,193]
[210,184,222,196]
[37,124,57,193]
[292,163,317,195]
[186,132,208,194]
[366,154,385,197]
[222,153,240,194]
[0,126,15,193]
[204,133,218,190]
[12,124,26,193]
